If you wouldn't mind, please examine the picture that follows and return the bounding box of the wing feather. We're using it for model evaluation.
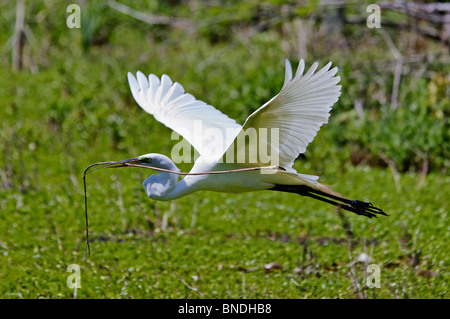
[128,72,242,160]
[224,59,341,169]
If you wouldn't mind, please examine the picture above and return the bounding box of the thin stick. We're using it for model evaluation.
[122,163,282,175]
[380,28,402,110]
[83,173,90,259]
[107,0,195,30]
[13,0,25,71]
[81,161,121,257]
[82,162,110,258]
[379,152,401,192]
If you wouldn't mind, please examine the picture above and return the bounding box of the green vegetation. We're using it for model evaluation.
[0,0,448,298]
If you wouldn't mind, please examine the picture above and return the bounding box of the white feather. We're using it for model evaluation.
[225,59,341,169]
[127,72,242,160]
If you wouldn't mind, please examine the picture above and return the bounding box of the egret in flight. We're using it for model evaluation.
[100,59,386,218]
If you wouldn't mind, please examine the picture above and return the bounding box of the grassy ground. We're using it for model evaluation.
[0,1,448,299]
[0,165,448,298]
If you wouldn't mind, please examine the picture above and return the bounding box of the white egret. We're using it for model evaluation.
[102,59,386,218]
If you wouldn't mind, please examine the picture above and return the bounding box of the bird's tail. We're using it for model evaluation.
[270,183,387,218]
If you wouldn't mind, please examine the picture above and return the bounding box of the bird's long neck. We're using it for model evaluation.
[143,173,200,201]
[161,178,199,200]
[142,157,200,201]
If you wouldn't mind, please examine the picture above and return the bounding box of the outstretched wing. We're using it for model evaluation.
[224,59,341,169]
[128,72,242,160]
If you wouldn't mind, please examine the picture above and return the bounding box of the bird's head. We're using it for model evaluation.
[84,153,179,178]
[103,153,179,170]
[104,154,153,168]
[98,153,181,201]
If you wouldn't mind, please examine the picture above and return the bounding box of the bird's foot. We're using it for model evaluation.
[349,200,388,219]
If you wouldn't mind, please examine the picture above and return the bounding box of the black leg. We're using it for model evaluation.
[270,184,388,218]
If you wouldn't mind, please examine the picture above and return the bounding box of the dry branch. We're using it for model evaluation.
[107,0,195,31]
[12,0,25,71]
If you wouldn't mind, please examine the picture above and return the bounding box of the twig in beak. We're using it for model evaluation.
[83,172,90,259]
[82,159,281,258]
[82,159,140,258]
